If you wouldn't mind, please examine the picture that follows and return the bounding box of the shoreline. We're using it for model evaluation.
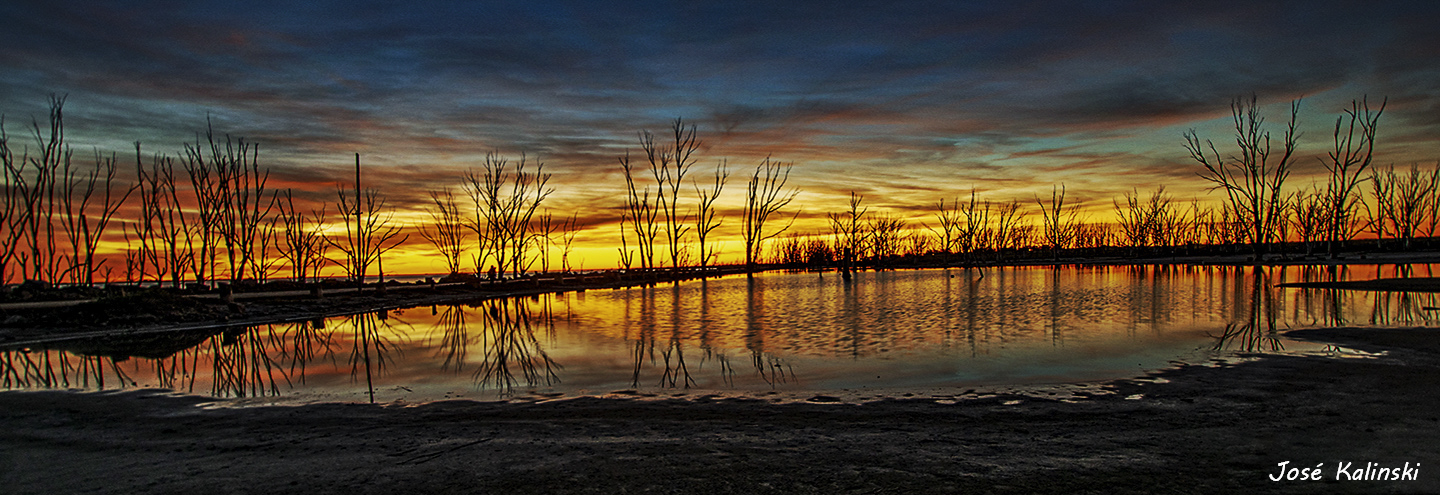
[1,326,1437,493]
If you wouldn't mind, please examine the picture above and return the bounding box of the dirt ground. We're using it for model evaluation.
[0,327,1435,494]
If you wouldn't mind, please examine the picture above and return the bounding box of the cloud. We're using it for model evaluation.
[0,0,1437,251]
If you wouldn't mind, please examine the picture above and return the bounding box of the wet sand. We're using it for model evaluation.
[1,327,1437,494]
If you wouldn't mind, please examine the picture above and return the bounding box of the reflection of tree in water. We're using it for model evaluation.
[751,351,793,387]
[202,319,352,399]
[627,279,794,389]
[432,304,469,372]
[1288,264,1440,328]
[280,319,340,384]
[1366,265,1440,327]
[210,326,290,397]
[1,349,122,390]
[473,297,561,396]
[344,310,410,403]
[1212,266,1283,353]
[1,314,398,400]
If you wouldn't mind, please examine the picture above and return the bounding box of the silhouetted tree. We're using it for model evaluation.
[1037,185,1079,259]
[642,118,700,269]
[327,154,407,286]
[742,157,798,273]
[419,189,468,275]
[1322,97,1384,257]
[463,152,552,278]
[694,160,728,269]
[1185,95,1300,257]
[828,192,866,279]
[276,190,327,283]
[618,151,658,271]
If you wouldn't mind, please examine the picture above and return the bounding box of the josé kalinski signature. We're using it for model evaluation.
[1270,461,1421,481]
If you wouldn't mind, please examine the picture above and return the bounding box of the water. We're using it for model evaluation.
[4,264,1438,403]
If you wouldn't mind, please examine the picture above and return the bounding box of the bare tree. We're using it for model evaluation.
[133,144,187,287]
[866,213,906,263]
[828,192,866,279]
[1185,95,1300,257]
[58,148,131,286]
[418,189,468,275]
[694,160,728,269]
[1291,185,1327,256]
[180,121,274,285]
[1373,164,1433,250]
[0,96,133,286]
[0,117,22,283]
[1322,97,1385,257]
[642,118,700,270]
[959,191,991,263]
[618,152,658,271]
[616,208,635,271]
[327,154,407,287]
[560,213,579,273]
[13,95,69,283]
[1036,185,1079,259]
[534,211,557,274]
[182,133,222,286]
[462,152,551,278]
[991,200,1024,261]
[1114,187,1177,254]
[1114,188,1153,252]
[276,190,327,283]
[742,156,799,273]
[1425,164,1440,242]
[1364,168,1393,247]
[934,197,962,256]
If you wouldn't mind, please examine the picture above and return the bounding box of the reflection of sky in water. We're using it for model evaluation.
[6,264,1440,402]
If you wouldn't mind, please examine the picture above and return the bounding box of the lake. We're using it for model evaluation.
[4,264,1435,403]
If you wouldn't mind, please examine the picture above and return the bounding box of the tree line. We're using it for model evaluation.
[0,94,1430,288]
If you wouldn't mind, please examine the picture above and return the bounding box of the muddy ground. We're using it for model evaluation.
[0,327,1436,494]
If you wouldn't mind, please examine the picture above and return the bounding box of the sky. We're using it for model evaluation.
[1,1,1439,274]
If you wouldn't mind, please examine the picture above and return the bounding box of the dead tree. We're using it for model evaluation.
[742,157,799,273]
[13,95,69,283]
[327,154,407,288]
[182,134,222,287]
[618,151,658,271]
[0,117,21,283]
[560,213,579,273]
[1036,185,1079,259]
[1321,97,1385,257]
[866,213,906,264]
[992,200,1024,262]
[1375,164,1433,250]
[827,192,867,279]
[277,190,327,283]
[133,144,187,287]
[1185,95,1300,257]
[694,160,728,269]
[1291,185,1326,256]
[641,118,699,270]
[419,189,468,275]
[463,152,551,278]
[934,197,962,257]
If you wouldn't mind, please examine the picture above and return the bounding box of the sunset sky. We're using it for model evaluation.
[2,1,1439,275]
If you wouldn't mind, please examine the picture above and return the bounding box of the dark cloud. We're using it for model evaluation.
[0,0,1436,226]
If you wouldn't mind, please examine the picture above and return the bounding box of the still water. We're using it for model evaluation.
[4,264,1437,403]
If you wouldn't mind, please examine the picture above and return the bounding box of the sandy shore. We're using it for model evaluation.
[0,327,1436,493]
